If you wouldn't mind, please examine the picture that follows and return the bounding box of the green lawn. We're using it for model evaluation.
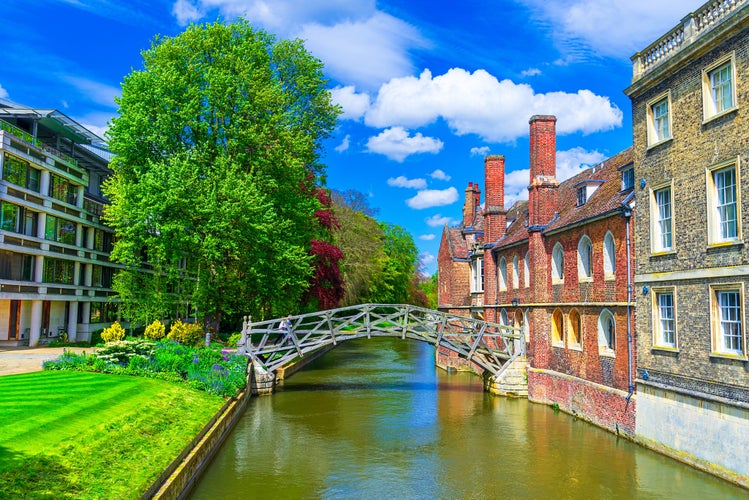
[0,371,226,499]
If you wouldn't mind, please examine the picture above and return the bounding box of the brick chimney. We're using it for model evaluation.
[528,115,559,227]
[463,182,481,227]
[484,155,506,243]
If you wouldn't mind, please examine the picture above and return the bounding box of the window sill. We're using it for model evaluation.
[598,348,616,358]
[703,105,738,125]
[652,345,678,353]
[650,249,676,257]
[709,352,747,362]
[578,277,593,283]
[706,239,743,250]
[604,274,616,281]
[646,136,673,151]
[552,279,564,285]
[552,341,565,349]
[568,344,583,352]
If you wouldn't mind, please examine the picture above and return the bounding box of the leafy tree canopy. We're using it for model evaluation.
[104,20,339,330]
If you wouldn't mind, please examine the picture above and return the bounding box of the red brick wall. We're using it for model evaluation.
[528,115,559,227]
[462,182,480,228]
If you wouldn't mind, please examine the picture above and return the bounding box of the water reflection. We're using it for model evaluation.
[191,338,745,499]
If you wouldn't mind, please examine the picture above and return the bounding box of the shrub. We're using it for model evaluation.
[101,322,126,343]
[227,333,242,348]
[168,320,205,347]
[144,320,166,340]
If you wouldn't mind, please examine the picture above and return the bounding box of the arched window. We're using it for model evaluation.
[568,309,581,348]
[598,309,616,353]
[578,235,593,279]
[512,255,519,289]
[524,251,530,288]
[524,309,530,344]
[500,308,508,326]
[552,308,564,346]
[499,256,507,291]
[603,231,616,277]
[552,243,564,282]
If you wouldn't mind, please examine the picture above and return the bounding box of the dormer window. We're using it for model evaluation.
[577,187,587,206]
[621,167,634,191]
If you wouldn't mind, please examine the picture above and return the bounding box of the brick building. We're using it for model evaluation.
[438,115,637,435]
[624,0,749,485]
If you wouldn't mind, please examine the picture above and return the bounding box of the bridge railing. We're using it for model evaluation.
[239,304,522,376]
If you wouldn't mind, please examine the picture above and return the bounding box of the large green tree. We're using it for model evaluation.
[104,21,339,330]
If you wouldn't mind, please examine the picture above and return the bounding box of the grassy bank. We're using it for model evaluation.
[0,371,225,499]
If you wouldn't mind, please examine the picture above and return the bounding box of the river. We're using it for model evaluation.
[190,337,746,499]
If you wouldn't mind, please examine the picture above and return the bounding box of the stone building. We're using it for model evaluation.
[438,115,637,435]
[624,0,749,486]
[0,98,118,345]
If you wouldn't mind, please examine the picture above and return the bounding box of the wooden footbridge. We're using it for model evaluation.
[237,304,524,382]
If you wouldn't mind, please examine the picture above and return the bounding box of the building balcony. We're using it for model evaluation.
[631,0,747,81]
[0,125,85,181]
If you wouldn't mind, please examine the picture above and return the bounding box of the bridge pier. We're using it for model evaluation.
[251,365,276,396]
[484,357,528,397]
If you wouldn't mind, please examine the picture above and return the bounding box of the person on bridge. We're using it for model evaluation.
[279,316,292,344]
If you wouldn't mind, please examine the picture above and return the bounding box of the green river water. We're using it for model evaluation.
[190,337,746,499]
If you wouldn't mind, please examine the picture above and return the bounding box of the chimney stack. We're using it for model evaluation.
[463,182,481,227]
[528,115,559,227]
[484,155,507,243]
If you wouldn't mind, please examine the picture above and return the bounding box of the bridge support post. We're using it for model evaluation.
[484,357,528,397]
[251,364,276,396]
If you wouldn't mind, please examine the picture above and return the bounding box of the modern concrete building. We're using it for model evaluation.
[624,0,749,486]
[0,98,118,346]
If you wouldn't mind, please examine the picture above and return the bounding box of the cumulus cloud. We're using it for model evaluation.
[351,68,621,143]
[330,86,371,120]
[425,214,454,227]
[406,187,458,209]
[387,175,427,189]
[172,0,203,25]
[518,0,705,60]
[420,252,435,267]
[503,146,606,206]
[521,67,542,77]
[470,146,490,157]
[334,134,350,152]
[366,127,444,162]
[0,84,8,99]
[430,169,451,181]
[419,234,436,241]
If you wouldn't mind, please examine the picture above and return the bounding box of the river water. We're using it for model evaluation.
[190,337,746,499]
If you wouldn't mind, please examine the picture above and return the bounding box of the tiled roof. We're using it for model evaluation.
[445,226,469,260]
[488,147,633,251]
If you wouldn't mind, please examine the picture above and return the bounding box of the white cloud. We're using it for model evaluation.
[470,146,490,157]
[420,252,435,267]
[61,75,119,108]
[518,0,705,60]
[425,214,454,227]
[430,169,451,181]
[503,146,605,206]
[330,86,371,120]
[172,0,203,25]
[360,68,622,143]
[0,83,8,99]
[521,67,542,77]
[298,12,428,89]
[387,175,427,189]
[419,234,436,241]
[366,127,443,162]
[406,187,458,209]
[334,134,350,152]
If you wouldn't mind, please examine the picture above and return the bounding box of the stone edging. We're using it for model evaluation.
[140,371,255,500]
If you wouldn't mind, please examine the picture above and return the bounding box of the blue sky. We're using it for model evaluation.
[0,0,704,274]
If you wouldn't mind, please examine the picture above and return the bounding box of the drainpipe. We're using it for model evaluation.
[622,199,635,403]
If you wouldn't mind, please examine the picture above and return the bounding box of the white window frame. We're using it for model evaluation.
[598,309,616,356]
[646,91,672,147]
[702,52,738,122]
[551,242,564,284]
[524,251,530,288]
[500,308,508,326]
[710,283,746,359]
[499,256,507,291]
[652,287,677,350]
[576,187,587,206]
[512,255,519,289]
[706,158,742,247]
[470,257,484,293]
[551,308,564,347]
[603,231,616,279]
[621,167,634,191]
[650,182,674,254]
[577,235,593,281]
